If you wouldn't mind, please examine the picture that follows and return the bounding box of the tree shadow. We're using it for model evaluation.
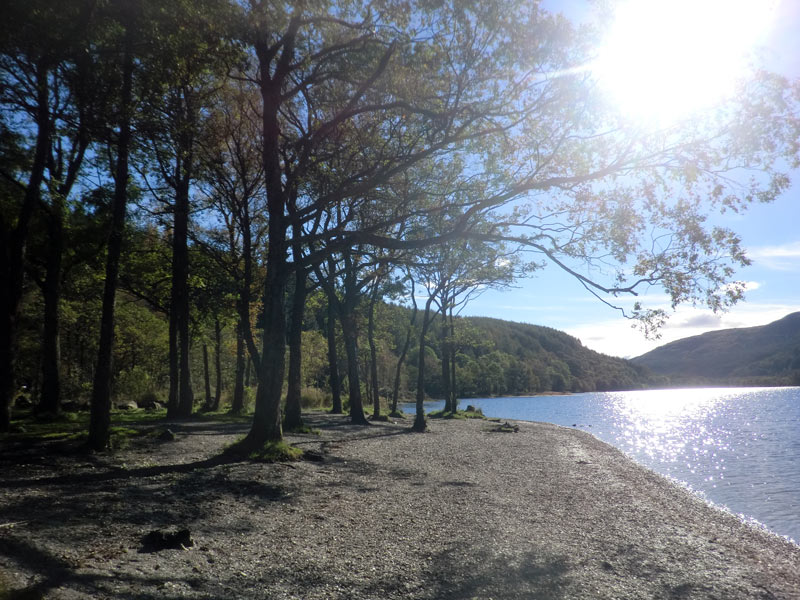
[0,451,243,490]
[424,546,573,600]
[0,535,211,600]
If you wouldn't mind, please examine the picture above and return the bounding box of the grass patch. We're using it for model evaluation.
[284,423,320,435]
[4,408,150,450]
[194,409,252,423]
[247,441,304,462]
[7,410,86,440]
[112,408,167,424]
[428,408,486,420]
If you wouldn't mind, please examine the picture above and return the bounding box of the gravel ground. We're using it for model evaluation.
[1,412,799,599]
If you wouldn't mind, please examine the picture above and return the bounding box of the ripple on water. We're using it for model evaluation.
[405,387,800,543]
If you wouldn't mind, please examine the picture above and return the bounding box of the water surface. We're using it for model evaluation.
[405,387,800,543]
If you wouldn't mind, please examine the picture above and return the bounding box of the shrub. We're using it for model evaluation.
[300,386,329,409]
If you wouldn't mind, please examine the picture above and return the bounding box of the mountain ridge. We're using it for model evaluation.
[631,312,800,385]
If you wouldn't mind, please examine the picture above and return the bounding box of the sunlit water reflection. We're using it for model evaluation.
[404,387,800,543]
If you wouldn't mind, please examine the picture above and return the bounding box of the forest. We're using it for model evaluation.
[2,0,798,451]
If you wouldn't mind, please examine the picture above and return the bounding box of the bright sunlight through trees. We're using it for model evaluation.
[593,0,780,124]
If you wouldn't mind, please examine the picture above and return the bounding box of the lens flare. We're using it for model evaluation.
[593,0,779,124]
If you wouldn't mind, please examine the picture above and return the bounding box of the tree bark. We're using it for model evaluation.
[391,280,417,415]
[0,60,50,432]
[284,257,306,431]
[167,307,179,415]
[243,32,295,447]
[245,241,286,446]
[340,250,367,425]
[231,318,245,413]
[39,76,89,415]
[173,171,194,417]
[39,197,65,415]
[326,297,342,414]
[367,282,381,417]
[440,308,452,413]
[449,307,458,412]
[238,206,261,373]
[214,318,222,410]
[88,42,133,451]
[341,312,368,425]
[412,297,435,432]
[202,343,212,409]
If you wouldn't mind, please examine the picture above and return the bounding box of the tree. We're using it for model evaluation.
[389,276,418,416]
[432,237,518,413]
[89,2,136,450]
[238,0,798,447]
[137,0,240,419]
[0,0,99,429]
[324,291,344,414]
[196,77,267,379]
[239,0,550,445]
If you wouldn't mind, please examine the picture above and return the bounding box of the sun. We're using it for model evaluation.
[593,0,778,125]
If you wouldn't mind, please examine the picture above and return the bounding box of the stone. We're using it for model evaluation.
[140,529,194,552]
[157,428,176,442]
[115,401,138,411]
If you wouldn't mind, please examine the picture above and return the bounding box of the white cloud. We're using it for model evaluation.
[565,302,800,359]
[748,241,800,271]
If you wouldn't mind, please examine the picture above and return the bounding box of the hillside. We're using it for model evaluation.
[632,312,800,386]
[427,315,656,395]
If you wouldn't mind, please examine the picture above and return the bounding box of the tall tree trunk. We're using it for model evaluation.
[243,21,306,448]
[245,241,286,446]
[326,298,342,414]
[202,343,211,409]
[167,308,179,415]
[238,208,260,372]
[88,43,133,451]
[363,355,372,408]
[412,297,435,432]
[214,318,222,410]
[391,281,417,416]
[39,85,89,415]
[449,307,458,412]
[231,318,245,413]
[243,44,291,447]
[340,250,368,425]
[367,283,381,418]
[173,174,193,417]
[440,308,452,413]
[341,312,368,425]
[39,198,64,414]
[0,60,50,432]
[284,258,306,431]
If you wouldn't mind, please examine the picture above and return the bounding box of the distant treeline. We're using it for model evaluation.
[13,281,659,414]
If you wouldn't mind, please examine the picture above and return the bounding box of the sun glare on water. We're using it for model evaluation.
[593,0,778,124]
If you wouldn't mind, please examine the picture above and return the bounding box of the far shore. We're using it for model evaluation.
[1,412,798,599]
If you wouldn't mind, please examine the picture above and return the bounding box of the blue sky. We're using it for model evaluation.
[461,1,800,358]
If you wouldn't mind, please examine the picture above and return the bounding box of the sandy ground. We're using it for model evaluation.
[1,412,799,599]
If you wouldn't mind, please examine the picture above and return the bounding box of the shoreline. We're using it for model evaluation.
[1,413,799,598]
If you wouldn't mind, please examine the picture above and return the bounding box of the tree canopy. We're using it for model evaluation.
[1,0,798,443]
